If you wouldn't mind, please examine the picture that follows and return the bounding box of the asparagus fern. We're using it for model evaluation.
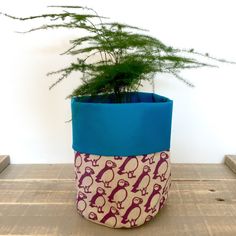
[1,5,235,102]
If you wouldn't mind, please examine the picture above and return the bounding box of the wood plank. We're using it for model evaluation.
[0,164,74,180]
[1,206,236,235]
[170,181,236,204]
[203,216,236,236]
[225,155,236,174]
[0,180,235,204]
[0,155,10,173]
[0,215,209,236]
[1,163,235,181]
[1,203,236,218]
[172,164,236,180]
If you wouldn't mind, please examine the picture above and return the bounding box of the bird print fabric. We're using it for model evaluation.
[74,151,171,228]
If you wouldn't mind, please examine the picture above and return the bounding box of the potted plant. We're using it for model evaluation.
[2,5,235,228]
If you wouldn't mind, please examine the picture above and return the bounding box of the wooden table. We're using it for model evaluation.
[0,163,235,236]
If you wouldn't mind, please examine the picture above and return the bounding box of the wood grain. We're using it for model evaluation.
[1,163,235,180]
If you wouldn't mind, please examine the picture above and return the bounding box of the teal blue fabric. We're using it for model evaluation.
[71,92,173,156]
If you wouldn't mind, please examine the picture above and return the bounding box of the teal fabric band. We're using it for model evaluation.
[71,92,173,156]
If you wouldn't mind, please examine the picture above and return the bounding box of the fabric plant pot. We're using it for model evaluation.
[71,92,173,228]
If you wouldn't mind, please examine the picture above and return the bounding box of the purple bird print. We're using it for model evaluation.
[78,166,95,193]
[88,211,98,221]
[75,166,81,180]
[117,156,138,178]
[100,206,119,227]
[153,152,169,181]
[84,154,101,167]
[89,187,106,213]
[108,179,129,209]
[95,160,117,188]
[141,154,155,164]
[121,197,143,227]
[144,183,162,213]
[158,195,166,211]
[162,172,171,195]
[145,215,153,222]
[76,191,87,214]
[131,165,151,196]
[74,152,82,173]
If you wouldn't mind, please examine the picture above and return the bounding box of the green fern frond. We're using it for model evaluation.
[2,5,235,102]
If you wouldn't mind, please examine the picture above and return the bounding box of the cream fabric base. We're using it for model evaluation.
[74,151,171,228]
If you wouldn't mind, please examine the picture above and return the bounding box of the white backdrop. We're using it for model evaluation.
[0,0,236,163]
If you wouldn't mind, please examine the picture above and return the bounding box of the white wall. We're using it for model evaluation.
[0,0,236,163]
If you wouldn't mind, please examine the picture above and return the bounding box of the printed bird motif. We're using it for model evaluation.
[131,165,151,196]
[153,152,169,181]
[117,156,138,178]
[95,160,117,188]
[75,166,81,180]
[88,211,98,221]
[162,172,171,195]
[158,195,166,211]
[144,183,162,213]
[89,187,106,213]
[141,154,155,164]
[121,197,143,227]
[76,191,87,214]
[84,154,101,167]
[74,152,82,173]
[145,215,153,222]
[108,179,129,209]
[78,166,95,193]
[100,206,119,228]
